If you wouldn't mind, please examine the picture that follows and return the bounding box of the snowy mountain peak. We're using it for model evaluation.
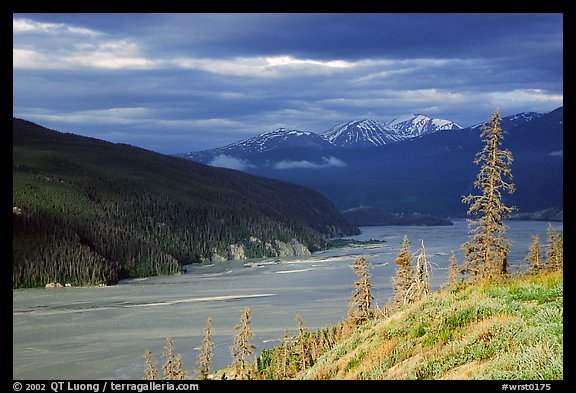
[221,127,331,154]
[174,109,554,168]
[260,127,310,137]
[387,114,463,137]
[321,118,402,148]
[471,112,544,130]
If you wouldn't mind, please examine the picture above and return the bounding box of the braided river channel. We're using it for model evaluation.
[13,219,562,379]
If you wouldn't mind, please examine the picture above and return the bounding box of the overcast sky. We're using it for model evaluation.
[13,13,563,154]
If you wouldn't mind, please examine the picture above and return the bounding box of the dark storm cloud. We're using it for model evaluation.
[13,13,563,153]
[16,13,563,66]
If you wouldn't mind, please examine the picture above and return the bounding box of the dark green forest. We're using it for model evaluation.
[12,118,358,288]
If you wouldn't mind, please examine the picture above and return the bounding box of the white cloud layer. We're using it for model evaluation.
[209,155,254,171]
[13,18,101,36]
[274,156,347,170]
[548,150,563,157]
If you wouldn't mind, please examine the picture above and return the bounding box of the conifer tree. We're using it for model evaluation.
[231,308,256,379]
[445,250,460,291]
[311,330,327,361]
[392,235,414,306]
[545,224,563,272]
[174,354,186,380]
[144,349,159,380]
[275,328,291,380]
[525,235,543,275]
[295,314,310,372]
[196,317,214,380]
[462,110,516,282]
[161,337,186,380]
[346,256,374,328]
[556,232,563,269]
[412,240,431,301]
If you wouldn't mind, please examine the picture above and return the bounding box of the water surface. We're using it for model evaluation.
[13,219,561,379]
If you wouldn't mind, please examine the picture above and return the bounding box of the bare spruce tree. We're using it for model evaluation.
[161,337,186,380]
[346,256,374,329]
[545,224,563,272]
[525,235,543,275]
[445,250,460,291]
[196,317,214,380]
[412,240,431,301]
[295,314,310,372]
[231,308,257,379]
[275,328,291,380]
[144,349,159,380]
[462,110,516,282]
[392,235,414,306]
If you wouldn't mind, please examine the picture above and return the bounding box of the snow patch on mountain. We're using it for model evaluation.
[222,128,332,154]
[321,119,402,148]
[471,112,544,130]
[387,114,462,137]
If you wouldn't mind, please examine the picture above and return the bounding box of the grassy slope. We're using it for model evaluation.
[299,271,563,380]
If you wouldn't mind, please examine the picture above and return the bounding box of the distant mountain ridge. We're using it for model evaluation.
[177,113,462,160]
[222,128,332,154]
[471,112,544,130]
[342,206,454,226]
[322,119,402,148]
[176,107,562,219]
[388,113,463,137]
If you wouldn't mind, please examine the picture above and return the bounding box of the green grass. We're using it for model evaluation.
[298,271,563,380]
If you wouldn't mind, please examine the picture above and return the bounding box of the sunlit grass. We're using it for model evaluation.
[301,270,563,380]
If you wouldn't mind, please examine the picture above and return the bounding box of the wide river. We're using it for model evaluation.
[13,219,562,380]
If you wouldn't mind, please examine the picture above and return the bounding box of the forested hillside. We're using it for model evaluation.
[12,118,358,288]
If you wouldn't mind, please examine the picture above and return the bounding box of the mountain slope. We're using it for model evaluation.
[12,118,358,288]
[228,128,333,153]
[471,111,544,131]
[321,119,402,148]
[179,128,334,164]
[388,113,463,137]
[213,270,562,380]
[298,271,562,380]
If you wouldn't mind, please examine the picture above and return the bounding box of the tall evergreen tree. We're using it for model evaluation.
[196,317,214,380]
[276,328,291,380]
[161,337,186,380]
[462,110,516,282]
[545,224,563,272]
[144,349,159,380]
[445,250,460,291]
[412,240,431,301]
[392,235,414,306]
[346,256,374,328]
[231,308,256,379]
[295,314,310,372]
[525,235,543,275]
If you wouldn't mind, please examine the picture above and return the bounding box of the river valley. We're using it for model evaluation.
[13,219,562,380]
